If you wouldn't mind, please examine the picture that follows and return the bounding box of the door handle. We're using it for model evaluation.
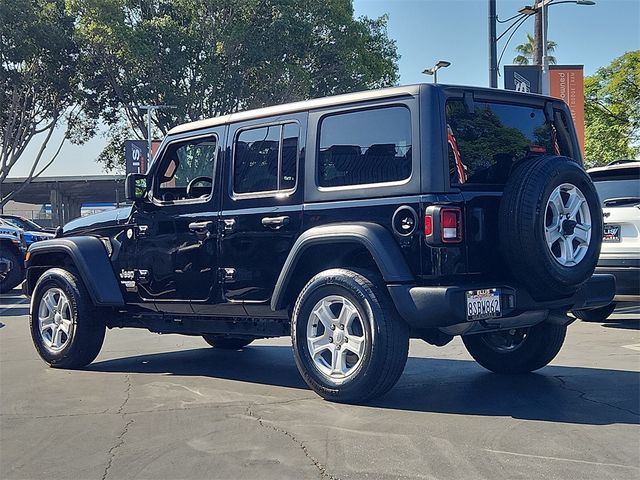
[188,221,214,232]
[261,216,290,229]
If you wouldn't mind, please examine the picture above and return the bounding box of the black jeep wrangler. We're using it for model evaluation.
[25,84,614,403]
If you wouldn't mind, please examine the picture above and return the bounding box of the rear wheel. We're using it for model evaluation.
[462,322,566,374]
[291,269,409,403]
[30,268,106,368]
[202,335,254,350]
[573,303,616,322]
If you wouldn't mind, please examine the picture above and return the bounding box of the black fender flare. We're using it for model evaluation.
[270,222,414,311]
[27,236,124,306]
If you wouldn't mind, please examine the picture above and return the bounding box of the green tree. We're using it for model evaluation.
[584,51,640,167]
[513,32,557,65]
[69,0,399,171]
[0,0,92,206]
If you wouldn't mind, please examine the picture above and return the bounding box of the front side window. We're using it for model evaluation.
[155,136,217,202]
[318,106,412,188]
[446,100,571,186]
[233,123,299,195]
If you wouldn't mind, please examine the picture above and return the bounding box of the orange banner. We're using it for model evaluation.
[549,65,585,155]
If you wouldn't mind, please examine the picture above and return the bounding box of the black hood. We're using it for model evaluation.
[63,206,132,236]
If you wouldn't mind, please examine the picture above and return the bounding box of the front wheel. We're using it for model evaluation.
[30,268,106,369]
[462,322,566,374]
[291,269,409,403]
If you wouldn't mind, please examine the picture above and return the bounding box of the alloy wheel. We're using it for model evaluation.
[306,295,367,380]
[38,288,73,351]
[544,183,592,267]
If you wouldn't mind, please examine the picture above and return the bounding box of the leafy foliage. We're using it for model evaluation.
[69,0,399,171]
[584,51,640,167]
[0,0,94,205]
[513,32,557,65]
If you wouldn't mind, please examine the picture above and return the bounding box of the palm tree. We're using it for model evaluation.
[513,33,557,65]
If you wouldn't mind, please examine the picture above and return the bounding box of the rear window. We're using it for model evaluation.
[446,100,572,186]
[591,168,640,207]
[317,106,412,188]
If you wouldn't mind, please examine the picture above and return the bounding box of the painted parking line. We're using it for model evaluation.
[622,344,640,352]
[0,298,27,316]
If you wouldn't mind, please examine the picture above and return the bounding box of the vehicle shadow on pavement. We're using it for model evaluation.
[602,320,640,330]
[89,345,640,426]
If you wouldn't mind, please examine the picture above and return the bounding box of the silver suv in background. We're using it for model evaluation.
[574,160,640,321]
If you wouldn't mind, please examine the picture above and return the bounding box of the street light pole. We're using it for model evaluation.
[422,60,451,84]
[137,105,177,162]
[540,1,550,94]
[522,0,595,94]
[489,0,498,87]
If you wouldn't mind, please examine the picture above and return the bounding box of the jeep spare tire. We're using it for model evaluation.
[499,155,602,300]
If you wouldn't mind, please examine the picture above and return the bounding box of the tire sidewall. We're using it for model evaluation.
[30,270,82,365]
[0,247,24,292]
[292,271,383,399]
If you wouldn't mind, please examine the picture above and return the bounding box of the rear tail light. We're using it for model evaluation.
[424,214,433,236]
[424,206,463,245]
[441,208,462,243]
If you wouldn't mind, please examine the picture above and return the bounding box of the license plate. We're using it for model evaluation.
[603,224,621,242]
[466,288,501,321]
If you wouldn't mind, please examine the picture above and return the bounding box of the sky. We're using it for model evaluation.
[9,0,640,178]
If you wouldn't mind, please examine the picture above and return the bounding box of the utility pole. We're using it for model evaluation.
[489,0,498,88]
[137,105,177,163]
[533,5,543,65]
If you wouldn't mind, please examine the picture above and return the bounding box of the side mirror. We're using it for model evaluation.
[125,173,148,203]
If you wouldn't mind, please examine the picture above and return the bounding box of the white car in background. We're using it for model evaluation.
[574,160,640,321]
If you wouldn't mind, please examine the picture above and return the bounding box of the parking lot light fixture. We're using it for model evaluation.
[422,60,451,84]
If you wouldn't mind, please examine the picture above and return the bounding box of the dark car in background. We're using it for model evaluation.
[0,219,27,292]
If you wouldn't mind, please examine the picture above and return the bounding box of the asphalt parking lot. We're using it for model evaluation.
[1,291,638,480]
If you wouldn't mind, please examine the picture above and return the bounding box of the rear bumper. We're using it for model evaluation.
[388,274,616,329]
[595,259,639,297]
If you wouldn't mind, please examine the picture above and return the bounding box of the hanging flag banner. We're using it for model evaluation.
[125,140,148,175]
[125,140,162,175]
[504,65,541,93]
[549,65,585,155]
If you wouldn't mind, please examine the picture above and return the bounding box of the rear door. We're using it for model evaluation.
[444,94,579,279]
[218,114,306,315]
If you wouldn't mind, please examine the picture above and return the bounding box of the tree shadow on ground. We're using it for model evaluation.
[89,344,639,426]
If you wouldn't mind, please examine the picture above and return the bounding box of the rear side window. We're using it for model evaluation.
[318,106,412,188]
[446,100,570,186]
[234,123,299,195]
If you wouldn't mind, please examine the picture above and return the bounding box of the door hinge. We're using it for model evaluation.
[218,268,236,282]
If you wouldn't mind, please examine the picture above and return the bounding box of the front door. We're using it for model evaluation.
[131,129,224,313]
[219,117,305,315]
